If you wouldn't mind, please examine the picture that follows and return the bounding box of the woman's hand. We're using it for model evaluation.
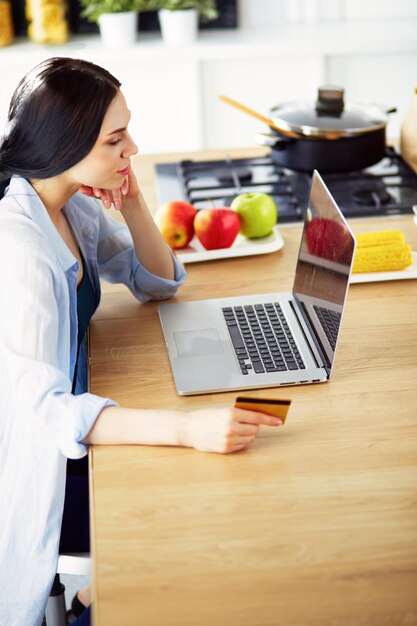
[78,168,140,211]
[181,408,282,454]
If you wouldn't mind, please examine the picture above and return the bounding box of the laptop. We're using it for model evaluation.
[158,171,356,395]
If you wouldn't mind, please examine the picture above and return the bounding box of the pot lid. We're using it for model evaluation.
[270,87,388,139]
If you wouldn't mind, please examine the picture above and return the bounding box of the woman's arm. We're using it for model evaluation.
[80,168,175,280]
[118,187,175,280]
[83,405,282,454]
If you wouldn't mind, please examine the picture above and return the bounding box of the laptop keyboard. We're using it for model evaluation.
[313,305,341,351]
[222,303,305,375]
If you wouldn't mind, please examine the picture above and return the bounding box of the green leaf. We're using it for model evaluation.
[155,0,218,19]
[79,0,159,22]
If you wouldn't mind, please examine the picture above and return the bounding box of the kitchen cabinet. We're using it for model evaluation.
[201,55,324,149]
[0,17,416,153]
[87,56,203,153]
[326,52,417,142]
[0,45,203,153]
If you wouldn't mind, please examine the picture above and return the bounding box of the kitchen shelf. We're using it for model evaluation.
[2,17,417,61]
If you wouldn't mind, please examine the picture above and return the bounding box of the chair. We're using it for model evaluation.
[44,553,91,626]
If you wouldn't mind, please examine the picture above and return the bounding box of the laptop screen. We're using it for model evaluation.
[292,171,356,370]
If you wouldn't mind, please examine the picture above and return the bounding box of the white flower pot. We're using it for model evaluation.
[158,9,198,45]
[98,11,138,48]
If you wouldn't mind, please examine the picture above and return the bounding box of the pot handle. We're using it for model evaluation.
[372,104,397,115]
[254,132,293,151]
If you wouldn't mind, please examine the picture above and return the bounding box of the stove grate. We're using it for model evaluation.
[155,148,417,223]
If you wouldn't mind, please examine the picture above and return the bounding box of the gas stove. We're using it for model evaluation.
[155,147,417,224]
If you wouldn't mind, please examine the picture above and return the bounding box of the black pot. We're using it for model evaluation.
[255,87,395,173]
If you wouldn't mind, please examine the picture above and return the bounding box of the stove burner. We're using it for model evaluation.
[155,148,417,223]
[352,183,393,207]
[216,167,253,184]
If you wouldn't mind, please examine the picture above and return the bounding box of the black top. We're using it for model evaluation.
[71,256,98,394]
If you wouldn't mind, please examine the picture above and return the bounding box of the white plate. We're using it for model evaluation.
[350,251,417,283]
[176,227,284,263]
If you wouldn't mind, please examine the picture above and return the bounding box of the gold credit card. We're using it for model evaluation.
[234,395,291,424]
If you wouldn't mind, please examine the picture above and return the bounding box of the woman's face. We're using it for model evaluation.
[70,90,138,190]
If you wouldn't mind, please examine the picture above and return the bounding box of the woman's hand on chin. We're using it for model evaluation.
[78,168,140,211]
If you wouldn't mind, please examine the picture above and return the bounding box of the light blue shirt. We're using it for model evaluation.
[0,176,186,626]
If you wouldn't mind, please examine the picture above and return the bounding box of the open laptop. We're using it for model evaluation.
[159,171,356,395]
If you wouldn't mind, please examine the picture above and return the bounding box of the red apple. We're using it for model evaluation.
[306,217,354,264]
[154,200,197,249]
[194,208,240,250]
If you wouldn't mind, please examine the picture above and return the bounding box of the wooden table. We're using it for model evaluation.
[89,149,417,626]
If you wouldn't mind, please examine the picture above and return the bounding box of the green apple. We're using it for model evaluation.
[231,192,277,238]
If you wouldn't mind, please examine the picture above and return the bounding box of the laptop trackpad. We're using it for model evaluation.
[174,329,223,357]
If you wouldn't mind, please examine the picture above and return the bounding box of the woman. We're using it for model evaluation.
[0,57,281,626]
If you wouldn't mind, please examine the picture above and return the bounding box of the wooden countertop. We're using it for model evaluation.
[89,149,417,626]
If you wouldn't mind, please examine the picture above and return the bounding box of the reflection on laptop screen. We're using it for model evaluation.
[292,171,355,369]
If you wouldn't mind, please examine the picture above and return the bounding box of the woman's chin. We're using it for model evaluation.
[113,174,125,188]
[95,177,124,190]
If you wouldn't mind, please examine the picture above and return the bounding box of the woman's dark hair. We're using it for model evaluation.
[0,57,121,197]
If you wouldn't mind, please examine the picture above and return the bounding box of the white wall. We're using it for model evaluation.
[238,0,417,27]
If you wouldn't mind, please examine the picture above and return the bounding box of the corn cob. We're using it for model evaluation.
[355,230,405,248]
[353,242,413,273]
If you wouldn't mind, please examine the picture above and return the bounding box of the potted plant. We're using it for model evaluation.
[157,0,218,45]
[79,0,158,47]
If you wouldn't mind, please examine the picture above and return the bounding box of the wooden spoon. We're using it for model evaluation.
[218,94,302,140]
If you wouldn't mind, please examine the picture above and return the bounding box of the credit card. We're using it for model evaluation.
[235,395,291,424]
